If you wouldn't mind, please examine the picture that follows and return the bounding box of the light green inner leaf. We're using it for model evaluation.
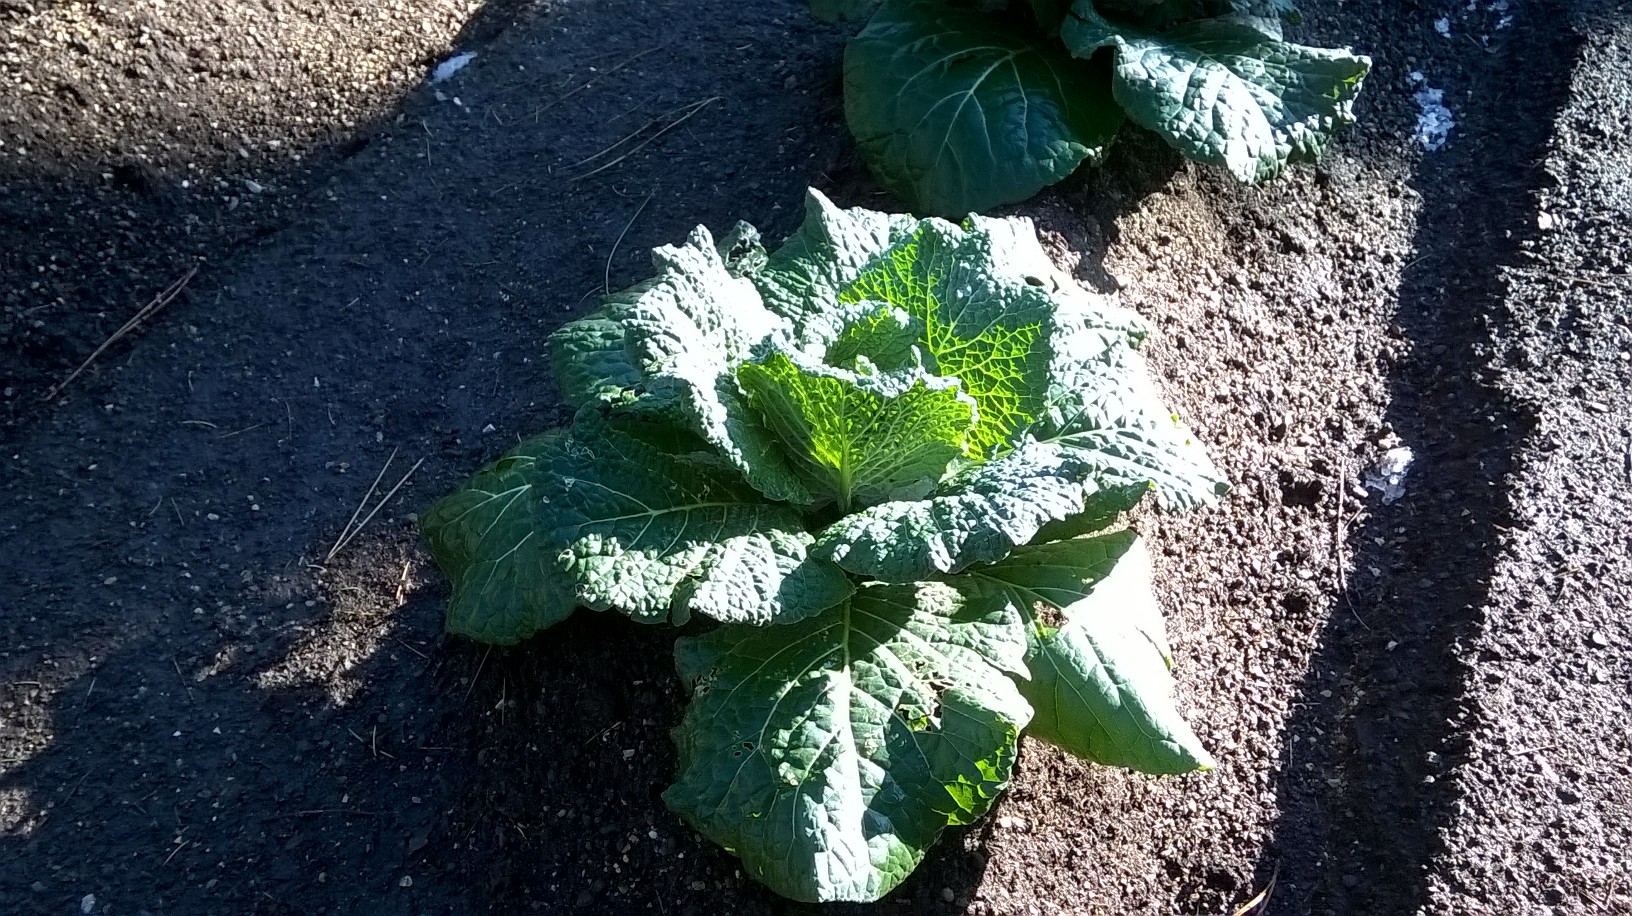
[838,221,1055,457]
[738,352,976,512]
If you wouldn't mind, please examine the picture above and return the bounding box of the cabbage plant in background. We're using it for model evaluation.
[423,190,1227,903]
[819,0,1371,215]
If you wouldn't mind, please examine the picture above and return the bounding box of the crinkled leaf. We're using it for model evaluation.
[1062,3,1369,182]
[737,353,976,510]
[549,309,643,408]
[1094,0,1200,30]
[815,439,1104,581]
[665,583,1030,903]
[751,190,920,326]
[1038,322,1228,512]
[421,433,578,644]
[1218,0,1300,26]
[554,224,811,505]
[822,303,927,373]
[838,218,1058,456]
[967,210,1077,288]
[845,0,1124,216]
[715,220,769,277]
[962,531,1213,773]
[1030,273,1225,512]
[814,244,1222,580]
[542,414,852,625]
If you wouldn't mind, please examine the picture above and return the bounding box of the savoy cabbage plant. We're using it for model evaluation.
[423,190,1227,903]
[822,0,1371,215]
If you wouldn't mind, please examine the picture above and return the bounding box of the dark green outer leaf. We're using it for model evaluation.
[845,0,1123,216]
[542,414,853,626]
[1022,0,1072,30]
[1094,0,1201,30]
[1218,0,1300,26]
[1062,3,1369,183]
[421,433,578,644]
[963,531,1213,773]
[665,583,1030,903]
[1038,327,1229,513]
[549,309,644,409]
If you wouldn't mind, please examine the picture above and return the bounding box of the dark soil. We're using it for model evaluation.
[2,1,1627,915]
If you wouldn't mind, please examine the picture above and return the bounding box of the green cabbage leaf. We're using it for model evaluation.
[424,190,1223,902]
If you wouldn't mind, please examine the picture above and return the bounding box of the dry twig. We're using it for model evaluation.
[528,46,661,122]
[43,265,198,401]
[1231,861,1280,916]
[463,646,493,702]
[605,191,655,294]
[569,97,719,182]
[325,449,424,563]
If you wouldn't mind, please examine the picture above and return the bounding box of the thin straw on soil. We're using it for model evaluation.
[41,265,198,401]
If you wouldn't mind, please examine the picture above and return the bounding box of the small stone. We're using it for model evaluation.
[1537,211,1555,231]
[399,876,413,888]
[1341,874,1359,888]
[1588,631,1610,648]
[941,888,955,903]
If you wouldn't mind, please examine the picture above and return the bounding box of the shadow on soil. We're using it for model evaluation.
[0,1,1195,910]
[1259,10,1581,915]
[0,1,1156,913]
[0,0,545,424]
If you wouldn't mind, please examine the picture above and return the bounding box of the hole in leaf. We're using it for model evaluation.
[1033,599,1065,630]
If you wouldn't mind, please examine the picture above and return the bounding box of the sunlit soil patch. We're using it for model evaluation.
[256,524,425,707]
